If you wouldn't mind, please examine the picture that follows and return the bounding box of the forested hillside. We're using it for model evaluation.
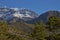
[1,16,60,40]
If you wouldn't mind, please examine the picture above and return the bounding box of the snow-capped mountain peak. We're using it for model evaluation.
[13,11,34,18]
[0,7,39,22]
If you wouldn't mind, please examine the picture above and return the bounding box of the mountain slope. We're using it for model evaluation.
[0,7,38,23]
[28,11,60,24]
[10,22,35,33]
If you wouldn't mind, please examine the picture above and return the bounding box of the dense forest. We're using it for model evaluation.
[0,16,60,40]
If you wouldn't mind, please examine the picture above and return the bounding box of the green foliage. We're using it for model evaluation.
[1,16,60,40]
[0,21,23,40]
[32,20,47,40]
[32,16,60,40]
[46,16,60,40]
[47,16,60,31]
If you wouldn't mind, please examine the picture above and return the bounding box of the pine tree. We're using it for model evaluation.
[32,20,47,40]
[0,20,9,40]
[46,16,60,40]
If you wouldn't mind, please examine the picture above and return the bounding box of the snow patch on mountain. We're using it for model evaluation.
[13,11,32,18]
[0,7,38,22]
[13,12,24,18]
[10,8,19,11]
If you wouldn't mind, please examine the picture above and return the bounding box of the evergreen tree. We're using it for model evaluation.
[32,20,47,40]
[0,20,23,40]
[46,16,60,40]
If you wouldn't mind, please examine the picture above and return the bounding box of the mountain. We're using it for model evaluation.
[28,10,60,24]
[0,7,38,23]
[0,7,39,34]
[1,7,60,40]
[0,7,60,24]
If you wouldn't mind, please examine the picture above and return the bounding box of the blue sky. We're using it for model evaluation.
[0,0,60,14]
